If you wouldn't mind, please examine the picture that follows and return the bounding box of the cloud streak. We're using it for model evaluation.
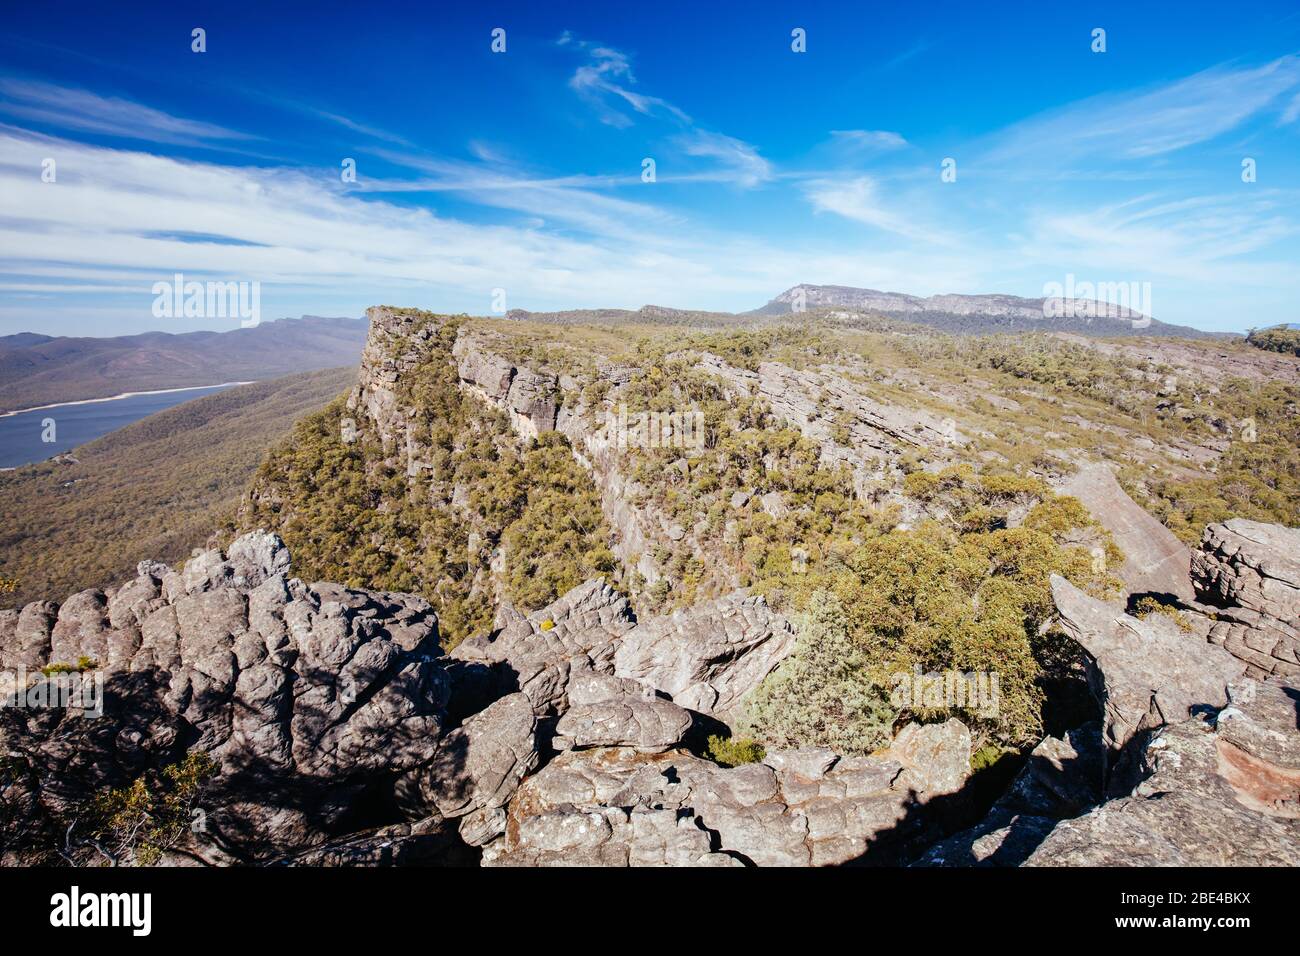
[0,78,250,146]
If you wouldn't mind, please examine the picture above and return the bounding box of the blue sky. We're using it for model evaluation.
[1,0,1299,335]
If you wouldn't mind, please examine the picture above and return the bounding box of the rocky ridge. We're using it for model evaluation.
[1,531,980,866]
[4,510,1298,866]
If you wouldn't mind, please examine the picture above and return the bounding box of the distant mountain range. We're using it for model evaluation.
[749,284,1217,338]
[0,283,1224,415]
[0,315,367,414]
[504,283,1221,338]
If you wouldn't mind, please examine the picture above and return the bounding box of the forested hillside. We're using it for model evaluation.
[0,367,354,606]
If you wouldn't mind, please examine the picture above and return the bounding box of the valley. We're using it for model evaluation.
[0,315,366,415]
[0,367,355,607]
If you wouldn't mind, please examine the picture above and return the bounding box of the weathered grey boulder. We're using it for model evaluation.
[450,579,636,714]
[0,601,56,673]
[48,589,112,667]
[1192,520,1300,678]
[612,592,797,721]
[552,661,692,753]
[1025,676,1300,866]
[402,692,538,847]
[1,532,453,862]
[1051,575,1244,764]
[555,697,693,753]
[485,733,963,866]
[889,719,972,798]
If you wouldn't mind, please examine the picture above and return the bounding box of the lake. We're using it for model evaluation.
[0,384,244,469]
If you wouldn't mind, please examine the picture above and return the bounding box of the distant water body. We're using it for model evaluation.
[0,383,246,469]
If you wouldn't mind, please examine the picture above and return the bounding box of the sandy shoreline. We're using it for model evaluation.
[0,381,256,419]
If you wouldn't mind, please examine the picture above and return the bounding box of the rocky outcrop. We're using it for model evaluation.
[1025,676,1300,866]
[915,723,1103,867]
[922,528,1300,868]
[346,306,437,473]
[453,332,558,438]
[4,531,989,867]
[450,582,796,732]
[449,579,637,714]
[551,663,694,753]
[0,601,57,674]
[1192,520,1300,678]
[612,592,797,722]
[2,532,452,861]
[1058,464,1193,601]
[399,692,539,848]
[14,514,1293,867]
[1051,575,1244,774]
[694,352,963,499]
[486,726,971,867]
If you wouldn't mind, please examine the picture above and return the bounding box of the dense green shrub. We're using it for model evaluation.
[739,590,896,755]
[705,734,766,767]
[750,493,1120,747]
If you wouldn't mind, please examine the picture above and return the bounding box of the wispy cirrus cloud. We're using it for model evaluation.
[672,130,773,187]
[828,129,910,152]
[0,124,905,327]
[1282,90,1300,124]
[0,78,250,145]
[559,33,689,127]
[1018,191,1300,283]
[880,39,933,72]
[802,175,950,244]
[987,55,1300,164]
[358,148,670,240]
[559,32,772,188]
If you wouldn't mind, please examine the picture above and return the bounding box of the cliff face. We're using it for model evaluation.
[450,325,667,586]
[339,309,1214,617]
[242,307,612,643]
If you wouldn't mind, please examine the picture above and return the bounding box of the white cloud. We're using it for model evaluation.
[673,130,773,188]
[0,127,945,327]
[829,129,909,152]
[803,175,948,244]
[988,55,1300,163]
[564,40,689,128]
[0,79,249,146]
[1019,192,1299,284]
[560,34,770,189]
